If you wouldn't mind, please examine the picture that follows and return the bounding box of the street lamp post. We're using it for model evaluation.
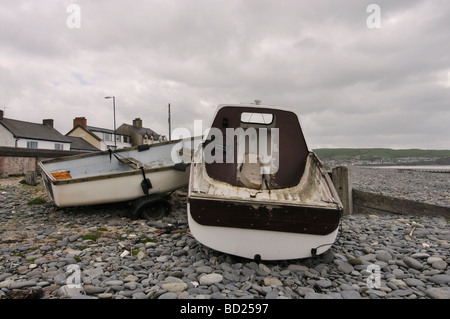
[168,103,171,141]
[105,96,116,149]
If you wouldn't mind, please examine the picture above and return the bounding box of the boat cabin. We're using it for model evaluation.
[203,105,309,190]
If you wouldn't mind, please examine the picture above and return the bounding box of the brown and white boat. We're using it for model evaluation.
[187,103,343,260]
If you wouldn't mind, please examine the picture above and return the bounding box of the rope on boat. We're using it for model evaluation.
[310,218,344,262]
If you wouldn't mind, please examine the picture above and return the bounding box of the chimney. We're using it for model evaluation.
[43,119,54,128]
[133,118,142,128]
[73,117,87,128]
[0,110,3,120]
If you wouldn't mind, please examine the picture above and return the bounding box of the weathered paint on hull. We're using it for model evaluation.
[187,205,340,260]
[42,167,190,207]
[188,197,341,236]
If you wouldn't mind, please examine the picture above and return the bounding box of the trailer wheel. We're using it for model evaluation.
[141,203,169,220]
[130,196,171,220]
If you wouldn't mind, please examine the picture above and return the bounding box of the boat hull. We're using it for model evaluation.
[188,197,341,236]
[39,137,199,207]
[42,167,190,207]
[187,204,340,260]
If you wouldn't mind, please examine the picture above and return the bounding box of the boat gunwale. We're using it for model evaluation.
[39,136,201,165]
[188,151,343,211]
[310,151,343,209]
[38,135,201,185]
[39,162,189,186]
[187,193,342,211]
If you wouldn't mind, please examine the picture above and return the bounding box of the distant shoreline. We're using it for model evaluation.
[357,165,450,173]
[321,154,450,170]
[314,148,450,168]
[356,158,450,167]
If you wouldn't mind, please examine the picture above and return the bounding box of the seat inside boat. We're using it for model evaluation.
[204,106,310,190]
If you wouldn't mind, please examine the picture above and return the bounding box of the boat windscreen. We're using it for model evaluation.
[240,112,274,125]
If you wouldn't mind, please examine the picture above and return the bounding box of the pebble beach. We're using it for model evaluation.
[0,167,449,300]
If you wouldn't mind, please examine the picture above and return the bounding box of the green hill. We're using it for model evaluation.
[312,148,450,161]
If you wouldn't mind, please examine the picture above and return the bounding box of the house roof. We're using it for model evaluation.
[0,118,72,143]
[66,136,100,152]
[120,123,161,137]
[86,125,116,135]
[86,125,130,137]
[66,124,102,141]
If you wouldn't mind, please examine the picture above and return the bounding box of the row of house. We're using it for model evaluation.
[0,110,165,152]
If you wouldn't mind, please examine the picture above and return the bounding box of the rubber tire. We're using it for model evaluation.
[130,196,171,220]
[140,202,169,221]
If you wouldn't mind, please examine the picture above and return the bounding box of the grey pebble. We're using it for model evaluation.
[1,169,449,300]
[8,280,38,289]
[196,266,213,274]
[376,250,392,262]
[337,263,354,274]
[68,234,83,242]
[402,256,424,270]
[340,290,362,299]
[84,285,107,295]
[315,279,332,288]
[305,292,334,299]
[199,273,223,286]
[390,289,414,297]
[158,292,179,299]
[426,288,450,299]
[429,274,450,285]
[404,278,425,287]
[132,292,148,299]
[431,259,447,270]
[104,280,124,286]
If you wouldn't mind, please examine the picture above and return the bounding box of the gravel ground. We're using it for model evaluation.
[0,173,449,300]
[350,166,450,208]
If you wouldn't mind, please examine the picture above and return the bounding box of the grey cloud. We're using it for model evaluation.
[0,0,449,149]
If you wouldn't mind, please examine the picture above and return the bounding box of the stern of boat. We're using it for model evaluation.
[187,104,343,260]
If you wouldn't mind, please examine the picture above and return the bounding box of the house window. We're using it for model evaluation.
[104,133,112,141]
[55,143,64,150]
[27,141,38,149]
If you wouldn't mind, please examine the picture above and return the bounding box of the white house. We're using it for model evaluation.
[66,117,131,151]
[0,110,72,150]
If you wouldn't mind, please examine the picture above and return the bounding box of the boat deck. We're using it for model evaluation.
[190,153,339,209]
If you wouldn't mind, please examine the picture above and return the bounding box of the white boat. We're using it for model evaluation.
[39,137,199,219]
[188,103,343,261]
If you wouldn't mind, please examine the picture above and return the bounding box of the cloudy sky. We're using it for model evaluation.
[1,0,449,149]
